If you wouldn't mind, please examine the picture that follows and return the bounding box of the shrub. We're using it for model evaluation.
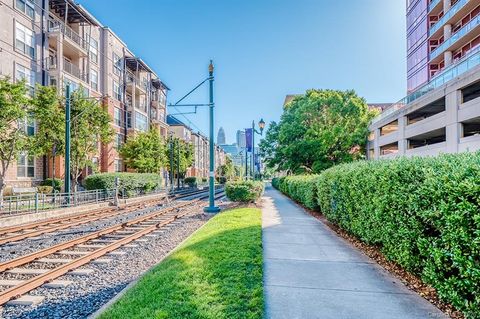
[41,178,63,192]
[84,173,162,197]
[276,153,480,317]
[225,180,264,203]
[37,186,53,194]
[217,176,227,184]
[184,177,197,187]
[272,175,319,210]
[202,177,207,183]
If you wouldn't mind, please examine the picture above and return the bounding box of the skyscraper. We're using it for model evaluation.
[236,130,246,148]
[217,127,226,145]
[368,0,480,159]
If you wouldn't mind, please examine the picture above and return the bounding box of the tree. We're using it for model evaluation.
[120,129,166,173]
[260,89,377,174]
[165,138,194,179]
[31,85,64,184]
[70,90,113,191]
[216,156,235,181]
[0,77,32,200]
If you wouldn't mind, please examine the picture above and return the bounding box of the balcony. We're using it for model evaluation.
[63,58,88,83]
[430,14,480,61]
[429,0,474,37]
[48,20,89,56]
[372,48,480,125]
[428,0,442,13]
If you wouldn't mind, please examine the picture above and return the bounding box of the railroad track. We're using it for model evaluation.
[0,191,224,306]
[0,188,209,245]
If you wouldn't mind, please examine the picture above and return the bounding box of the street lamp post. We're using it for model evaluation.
[251,119,265,180]
[64,84,71,196]
[204,61,220,213]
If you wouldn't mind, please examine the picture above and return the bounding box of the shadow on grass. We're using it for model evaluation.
[100,211,263,319]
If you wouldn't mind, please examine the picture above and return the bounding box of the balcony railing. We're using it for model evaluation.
[48,19,89,51]
[63,58,88,83]
[430,14,480,60]
[372,48,480,125]
[428,0,441,12]
[429,0,467,36]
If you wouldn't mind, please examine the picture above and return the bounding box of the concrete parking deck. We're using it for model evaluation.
[262,185,447,319]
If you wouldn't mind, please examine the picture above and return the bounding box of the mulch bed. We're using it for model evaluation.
[291,199,464,319]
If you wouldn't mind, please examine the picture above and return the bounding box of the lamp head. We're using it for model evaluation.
[258,118,266,133]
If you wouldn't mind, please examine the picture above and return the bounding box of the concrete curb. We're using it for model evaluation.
[88,211,219,319]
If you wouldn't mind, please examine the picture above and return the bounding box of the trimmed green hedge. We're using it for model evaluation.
[41,178,63,192]
[184,177,197,187]
[84,173,162,196]
[273,153,480,317]
[225,180,264,203]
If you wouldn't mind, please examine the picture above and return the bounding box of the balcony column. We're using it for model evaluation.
[443,0,451,12]
[444,24,453,67]
[373,128,380,160]
[397,116,407,155]
[445,90,461,153]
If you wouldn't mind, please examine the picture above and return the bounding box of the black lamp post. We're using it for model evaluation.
[251,118,265,179]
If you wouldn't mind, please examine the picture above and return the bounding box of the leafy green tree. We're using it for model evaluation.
[0,77,32,199]
[31,85,64,183]
[216,156,235,181]
[120,129,167,173]
[165,138,194,179]
[70,90,113,191]
[260,89,376,174]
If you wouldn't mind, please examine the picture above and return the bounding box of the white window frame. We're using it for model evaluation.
[134,111,148,132]
[88,36,98,64]
[15,0,35,19]
[114,108,122,126]
[113,81,121,101]
[113,53,122,76]
[90,69,98,91]
[115,133,124,149]
[15,63,35,96]
[15,22,35,58]
[114,159,123,172]
[17,152,35,178]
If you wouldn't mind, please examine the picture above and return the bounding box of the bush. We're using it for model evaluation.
[274,175,319,210]
[84,173,162,197]
[225,180,264,203]
[202,177,207,183]
[41,178,63,192]
[217,176,227,184]
[37,186,53,194]
[276,153,480,317]
[184,177,197,187]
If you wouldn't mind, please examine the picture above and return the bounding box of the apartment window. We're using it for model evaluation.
[135,111,148,132]
[115,133,124,149]
[113,81,121,101]
[18,116,35,136]
[15,64,35,96]
[88,37,98,63]
[17,153,35,177]
[15,22,35,58]
[114,108,122,126]
[126,111,132,128]
[114,159,123,172]
[15,0,35,19]
[113,53,122,76]
[90,69,98,91]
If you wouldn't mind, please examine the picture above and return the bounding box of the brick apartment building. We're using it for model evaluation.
[0,0,169,188]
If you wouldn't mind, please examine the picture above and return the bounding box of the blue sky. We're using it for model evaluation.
[78,0,406,144]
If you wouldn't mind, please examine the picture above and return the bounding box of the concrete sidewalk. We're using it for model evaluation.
[262,185,447,319]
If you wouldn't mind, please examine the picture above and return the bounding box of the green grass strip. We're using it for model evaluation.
[99,208,263,319]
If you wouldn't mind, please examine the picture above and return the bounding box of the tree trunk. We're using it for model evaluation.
[0,179,4,211]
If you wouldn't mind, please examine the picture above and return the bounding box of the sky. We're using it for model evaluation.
[78,0,406,145]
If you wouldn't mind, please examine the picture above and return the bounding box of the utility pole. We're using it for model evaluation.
[177,140,180,190]
[169,136,174,192]
[64,84,71,196]
[204,61,220,213]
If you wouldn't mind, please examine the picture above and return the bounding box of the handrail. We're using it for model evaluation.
[429,0,467,36]
[48,19,89,50]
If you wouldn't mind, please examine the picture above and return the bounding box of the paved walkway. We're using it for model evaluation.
[262,185,447,319]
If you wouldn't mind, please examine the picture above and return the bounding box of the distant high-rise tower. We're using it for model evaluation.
[236,130,246,148]
[217,127,226,145]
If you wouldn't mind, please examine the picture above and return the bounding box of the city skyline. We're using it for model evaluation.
[75,0,406,142]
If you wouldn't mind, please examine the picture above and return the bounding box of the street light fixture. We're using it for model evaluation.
[250,119,266,180]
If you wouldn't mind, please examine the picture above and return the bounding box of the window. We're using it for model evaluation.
[114,159,123,172]
[17,153,35,177]
[114,108,122,126]
[18,116,35,136]
[126,111,132,128]
[115,133,124,149]
[113,81,121,101]
[15,0,34,19]
[15,22,35,58]
[90,69,98,91]
[88,37,98,63]
[135,111,148,132]
[15,64,35,96]
[113,53,122,76]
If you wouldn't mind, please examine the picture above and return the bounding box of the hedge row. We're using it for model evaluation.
[225,180,264,203]
[273,153,480,317]
[85,173,162,196]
